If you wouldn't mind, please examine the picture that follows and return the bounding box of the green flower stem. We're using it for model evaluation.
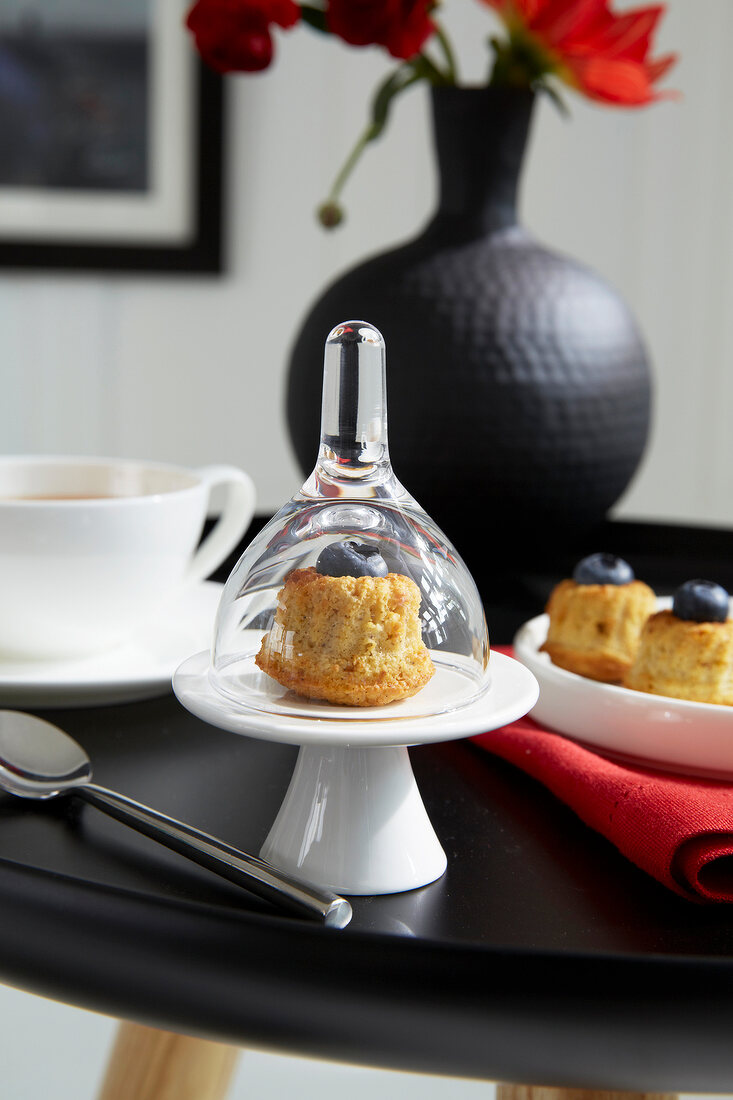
[488,33,569,113]
[318,63,424,226]
[414,51,451,85]
[433,23,457,84]
[299,5,328,33]
[324,123,376,209]
[316,24,458,227]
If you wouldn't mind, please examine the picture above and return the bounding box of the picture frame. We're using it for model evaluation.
[0,0,225,274]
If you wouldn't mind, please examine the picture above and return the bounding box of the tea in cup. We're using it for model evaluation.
[0,455,256,659]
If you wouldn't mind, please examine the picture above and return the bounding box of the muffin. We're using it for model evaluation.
[255,540,435,706]
[541,553,656,683]
[624,579,733,705]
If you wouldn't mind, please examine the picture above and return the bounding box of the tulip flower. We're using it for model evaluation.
[185,0,677,226]
[483,0,677,105]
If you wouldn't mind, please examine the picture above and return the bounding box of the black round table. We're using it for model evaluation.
[2,518,733,1095]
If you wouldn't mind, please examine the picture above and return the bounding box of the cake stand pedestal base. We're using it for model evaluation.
[260,744,447,895]
[174,649,539,898]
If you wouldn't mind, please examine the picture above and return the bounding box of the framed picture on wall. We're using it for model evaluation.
[0,0,225,273]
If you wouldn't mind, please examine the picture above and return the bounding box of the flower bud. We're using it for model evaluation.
[317,201,344,229]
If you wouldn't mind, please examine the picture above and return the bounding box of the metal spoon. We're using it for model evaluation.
[0,710,352,929]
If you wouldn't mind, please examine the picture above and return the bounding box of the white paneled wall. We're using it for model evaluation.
[1,1,731,528]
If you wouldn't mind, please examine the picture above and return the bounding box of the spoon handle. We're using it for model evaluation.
[77,783,352,928]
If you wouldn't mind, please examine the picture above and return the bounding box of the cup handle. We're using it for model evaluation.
[184,466,256,585]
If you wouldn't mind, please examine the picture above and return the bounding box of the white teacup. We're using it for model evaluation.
[0,455,256,660]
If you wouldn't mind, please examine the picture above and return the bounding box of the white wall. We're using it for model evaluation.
[0,0,729,529]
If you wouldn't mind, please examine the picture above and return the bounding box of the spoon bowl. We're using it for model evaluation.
[0,710,92,797]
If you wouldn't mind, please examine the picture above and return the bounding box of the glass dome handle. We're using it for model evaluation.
[318,321,390,476]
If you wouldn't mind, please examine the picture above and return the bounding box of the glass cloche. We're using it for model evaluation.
[210,321,490,723]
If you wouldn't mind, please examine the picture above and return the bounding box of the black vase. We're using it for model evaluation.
[286,85,651,563]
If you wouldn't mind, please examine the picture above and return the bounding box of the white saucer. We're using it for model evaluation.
[514,601,733,779]
[0,582,223,709]
[173,650,539,748]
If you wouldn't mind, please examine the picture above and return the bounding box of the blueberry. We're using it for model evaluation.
[572,552,634,586]
[316,540,389,578]
[672,579,730,623]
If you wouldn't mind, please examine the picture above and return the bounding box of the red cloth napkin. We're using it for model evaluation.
[472,646,733,902]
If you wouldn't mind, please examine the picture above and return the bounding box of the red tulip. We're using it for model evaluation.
[482,0,677,105]
[327,0,436,61]
[186,0,300,73]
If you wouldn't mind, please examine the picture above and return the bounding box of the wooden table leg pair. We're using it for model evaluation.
[96,1026,681,1100]
[96,1022,240,1100]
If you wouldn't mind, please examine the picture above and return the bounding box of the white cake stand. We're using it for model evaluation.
[174,650,538,896]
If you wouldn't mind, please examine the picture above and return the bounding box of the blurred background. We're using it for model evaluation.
[0,0,731,1094]
[0,0,730,527]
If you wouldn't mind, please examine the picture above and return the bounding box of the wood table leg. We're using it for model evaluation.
[498,1088,679,1100]
[96,1020,240,1100]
